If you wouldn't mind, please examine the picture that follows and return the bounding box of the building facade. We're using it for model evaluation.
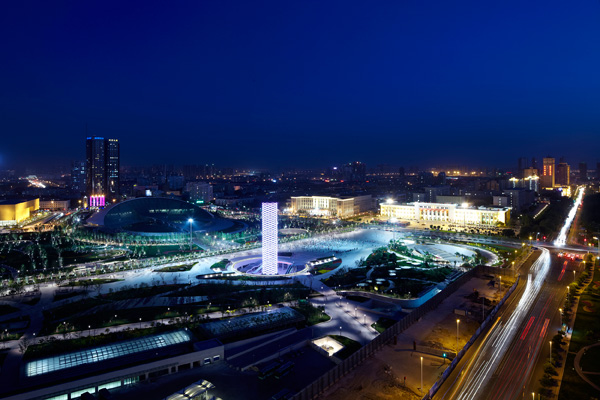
[186,182,213,205]
[380,202,510,227]
[541,157,555,189]
[289,195,372,218]
[39,200,70,211]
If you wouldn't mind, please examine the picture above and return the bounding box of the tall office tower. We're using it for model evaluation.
[556,162,570,186]
[518,157,529,177]
[531,157,538,170]
[541,157,555,189]
[86,136,120,202]
[106,138,120,200]
[579,162,588,182]
[597,162,600,180]
[86,136,106,197]
[70,161,86,194]
[261,202,278,275]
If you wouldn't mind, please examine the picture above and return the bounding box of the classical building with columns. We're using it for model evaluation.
[380,201,510,227]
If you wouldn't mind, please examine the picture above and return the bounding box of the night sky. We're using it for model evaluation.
[1,1,600,169]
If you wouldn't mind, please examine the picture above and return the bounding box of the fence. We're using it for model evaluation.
[292,265,485,400]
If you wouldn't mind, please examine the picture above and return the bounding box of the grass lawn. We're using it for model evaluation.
[558,263,599,400]
[328,335,362,360]
[292,304,330,326]
[154,263,195,272]
[0,305,19,316]
[371,317,397,333]
[579,345,600,372]
[346,295,369,303]
[558,353,599,400]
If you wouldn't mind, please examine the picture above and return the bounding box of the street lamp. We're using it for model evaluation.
[188,218,194,250]
[420,356,423,392]
[456,319,460,352]
[549,341,552,363]
[339,326,342,337]
[559,308,563,326]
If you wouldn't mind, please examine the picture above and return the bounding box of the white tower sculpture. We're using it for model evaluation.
[261,202,278,275]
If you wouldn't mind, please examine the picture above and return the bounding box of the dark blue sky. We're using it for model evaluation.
[1,1,600,169]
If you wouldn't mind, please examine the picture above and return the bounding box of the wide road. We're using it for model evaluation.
[433,248,565,400]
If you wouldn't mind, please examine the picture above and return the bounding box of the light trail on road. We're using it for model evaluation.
[446,248,551,400]
[554,186,584,247]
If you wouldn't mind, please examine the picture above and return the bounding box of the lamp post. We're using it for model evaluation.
[549,341,552,364]
[559,308,563,326]
[456,319,460,352]
[188,218,194,250]
[339,326,342,337]
[420,356,423,393]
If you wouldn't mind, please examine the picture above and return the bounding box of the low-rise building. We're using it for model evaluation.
[380,201,510,227]
[289,195,372,218]
[39,199,70,211]
[0,199,39,226]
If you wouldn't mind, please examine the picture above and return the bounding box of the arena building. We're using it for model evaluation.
[380,201,510,227]
[87,197,241,234]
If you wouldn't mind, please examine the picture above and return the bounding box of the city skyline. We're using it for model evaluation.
[2,1,600,168]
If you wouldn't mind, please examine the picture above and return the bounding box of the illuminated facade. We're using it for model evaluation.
[380,202,510,227]
[261,202,278,275]
[289,195,372,218]
[0,199,39,226]
[541,157,555,189]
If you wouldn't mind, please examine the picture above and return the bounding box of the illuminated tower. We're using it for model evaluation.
[261,202,278,275]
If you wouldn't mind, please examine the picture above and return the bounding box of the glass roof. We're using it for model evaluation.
[26,330,190,377]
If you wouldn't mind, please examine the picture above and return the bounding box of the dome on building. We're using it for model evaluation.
[95,197,216,233]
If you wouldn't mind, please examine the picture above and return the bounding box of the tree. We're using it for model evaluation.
[18,336,30,354]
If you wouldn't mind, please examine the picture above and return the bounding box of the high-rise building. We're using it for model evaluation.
[70,161,86,194]
[579,162,588,182]
[86,136,120,202]
[597,162,600,180]
[556,162,570,186]
[518,157,529,177]
[541,157,555,189]
[531,157,538,170]
[106,139,120,200]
